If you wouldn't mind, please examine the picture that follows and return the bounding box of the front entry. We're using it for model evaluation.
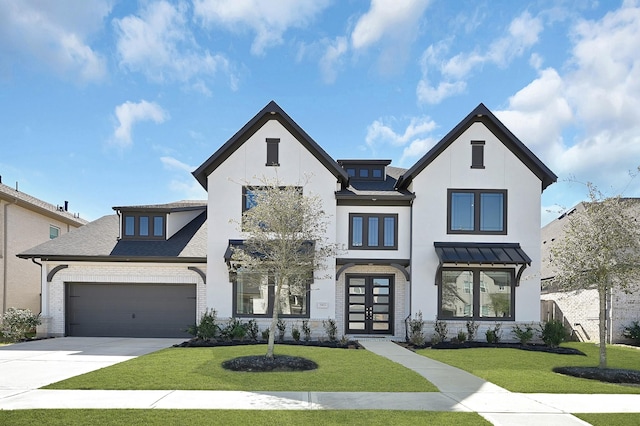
[346,275,394,334]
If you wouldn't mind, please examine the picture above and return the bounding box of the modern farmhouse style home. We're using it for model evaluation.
[20,101,556,339]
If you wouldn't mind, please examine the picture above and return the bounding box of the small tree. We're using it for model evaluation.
[1,308,41,342]
[232,177,337,358]
[550,183,640,368]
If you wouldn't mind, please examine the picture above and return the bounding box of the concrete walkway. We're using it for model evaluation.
[1,338,640,426]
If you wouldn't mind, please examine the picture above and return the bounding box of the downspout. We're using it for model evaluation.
[31,258,43,316]
[408,196,414,320]
[2,198,18,314]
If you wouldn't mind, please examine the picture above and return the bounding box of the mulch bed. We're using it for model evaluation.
[222,354,318,372]
[553,366,640,385]
[398,340,586,355]
[174,338,363,349]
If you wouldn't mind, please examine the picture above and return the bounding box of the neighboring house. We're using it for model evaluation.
[0,181,87,316]
[540,199,640,343]
[20,101,556,339]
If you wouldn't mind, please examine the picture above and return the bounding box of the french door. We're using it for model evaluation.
[346,275,394,334]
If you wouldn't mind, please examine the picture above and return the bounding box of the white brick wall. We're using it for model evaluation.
[42,262,206,336]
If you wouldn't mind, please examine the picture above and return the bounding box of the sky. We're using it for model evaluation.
[1,0,639,225]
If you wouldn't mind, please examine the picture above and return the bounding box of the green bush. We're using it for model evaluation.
[466,319,479,341]
[220,318,247,340]
[485,323,502,344]
[456,330,467,343]
[408,311,425,346]
[539,319,568,348]
[189,309,220,340]
[276,318,286,342]
[301,319,311,342]
[291,323,301,342]
[622,320,640,344]
[1,308,41,342]
[323,318,338,342]
[246,319,259,341]
[512,323,534,345]
[433,319,448,343]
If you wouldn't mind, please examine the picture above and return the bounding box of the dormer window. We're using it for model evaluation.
[471,140,485,169]
[122,213,165,239]
[338,160,390,181]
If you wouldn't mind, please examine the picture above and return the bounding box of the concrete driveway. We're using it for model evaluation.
[0,337,182,396]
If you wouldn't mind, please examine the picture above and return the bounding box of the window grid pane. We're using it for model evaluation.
[480,193,504,231]
[383,217,394,246]
[124,216,135,236]
[368,217,379,246]
[352,216,363,247]
[451,192,474,231]
[153,216,164,236]
[139,216,149,236]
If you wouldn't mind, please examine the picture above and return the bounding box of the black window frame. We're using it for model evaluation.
[348,213,398,250]
[447,189,507,235]
[232,270,311,318]
[471,140,485,169]
[49,225,60,239]
[266,138,280,166]
[438,267,515,321]
[121,213,166,240]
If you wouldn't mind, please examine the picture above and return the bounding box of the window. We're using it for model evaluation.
[448,189,506,234]
[471,140,485,169]
[49,225,60,239]
[233,269,309,317]
[349,213,398,249]
[439,268,514,320]
[242,186,302,213]
[266,138,280,166]
[122,213,165,239]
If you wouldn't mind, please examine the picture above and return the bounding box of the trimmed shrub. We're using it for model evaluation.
[486,323,502,344]
[301,319,311,342]
[622,320,640,344]
[433,319,448,343]
[456,330,468,343]
[1,308,41,342]
[276,318,287,342]
[539,319,568,348]
[408,311,425,346]
[466,319,479,341]
[323,318,338,342]
[512,323,534,345]
[291,323,301,342]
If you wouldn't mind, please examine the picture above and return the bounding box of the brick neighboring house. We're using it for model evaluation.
[20,101,556,339]
[540,199,640,343]
[0,181,87,316]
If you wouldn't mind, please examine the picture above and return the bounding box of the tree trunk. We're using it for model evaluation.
[265,278,282,359]
[598,284,608,369]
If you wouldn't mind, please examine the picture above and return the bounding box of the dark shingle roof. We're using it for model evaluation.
[335,165,414,203]
[0,183,88,226]
[18,211,207,262]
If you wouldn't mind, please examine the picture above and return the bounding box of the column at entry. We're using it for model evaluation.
[346,275,393,334]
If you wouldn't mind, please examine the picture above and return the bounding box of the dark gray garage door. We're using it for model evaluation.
[66,283,196,338]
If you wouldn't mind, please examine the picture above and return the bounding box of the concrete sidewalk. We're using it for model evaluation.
[1,338,639,426]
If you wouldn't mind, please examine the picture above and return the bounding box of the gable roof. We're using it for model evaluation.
[192,100,349,190]
[18,211,207,262]
[0,182,88,226]
[396,103,557,192]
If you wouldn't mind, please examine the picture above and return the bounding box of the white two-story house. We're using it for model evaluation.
[20,101,556,339]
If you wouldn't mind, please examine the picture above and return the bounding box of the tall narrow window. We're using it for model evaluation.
[352,216,363,247]
[153,216,164,237]
[471,140,485,169]
[383,217,395,247]
[124,216,135,236]
[139,216,149,236]
[266,138,280,166]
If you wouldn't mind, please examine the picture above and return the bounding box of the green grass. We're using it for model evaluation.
[417,342,640,393]
[0,410,489,425]
[45,345,438,392]
[575,413,640,426]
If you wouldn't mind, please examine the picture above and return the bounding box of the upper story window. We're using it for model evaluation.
[122,213,165,239]
[49,225,60,239]
[266,138,280,166]
[349,213,398,250]
[242,186,303,213]
[338,160,390,182]
[471,140,485,169]
[448,189,507,235]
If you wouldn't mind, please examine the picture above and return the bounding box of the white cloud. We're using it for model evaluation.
[418,11,543,104]
[114,1,234,93]
[497,3,640,199]
[112,100,169,147]
[365,115,437,164]
[193,0,330,55]
[0,0,110,82]
[160,156,207,199]
[319,37,348,84]
[161,156,193,173]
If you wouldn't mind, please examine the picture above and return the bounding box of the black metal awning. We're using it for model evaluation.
[433,242,531,286]
[434,242,531,266]
[224,239,314,265]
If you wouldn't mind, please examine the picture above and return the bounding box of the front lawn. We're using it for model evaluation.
[0,410,489,425]
[417,342,640,394]
[45,345,438,392]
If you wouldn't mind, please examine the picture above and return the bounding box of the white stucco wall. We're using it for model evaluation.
[206,119,339,320]
[409,122,543,322]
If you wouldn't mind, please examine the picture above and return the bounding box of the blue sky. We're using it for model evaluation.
[1,0,639,225]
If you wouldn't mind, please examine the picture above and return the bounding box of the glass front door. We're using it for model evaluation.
[346,275,394,334]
